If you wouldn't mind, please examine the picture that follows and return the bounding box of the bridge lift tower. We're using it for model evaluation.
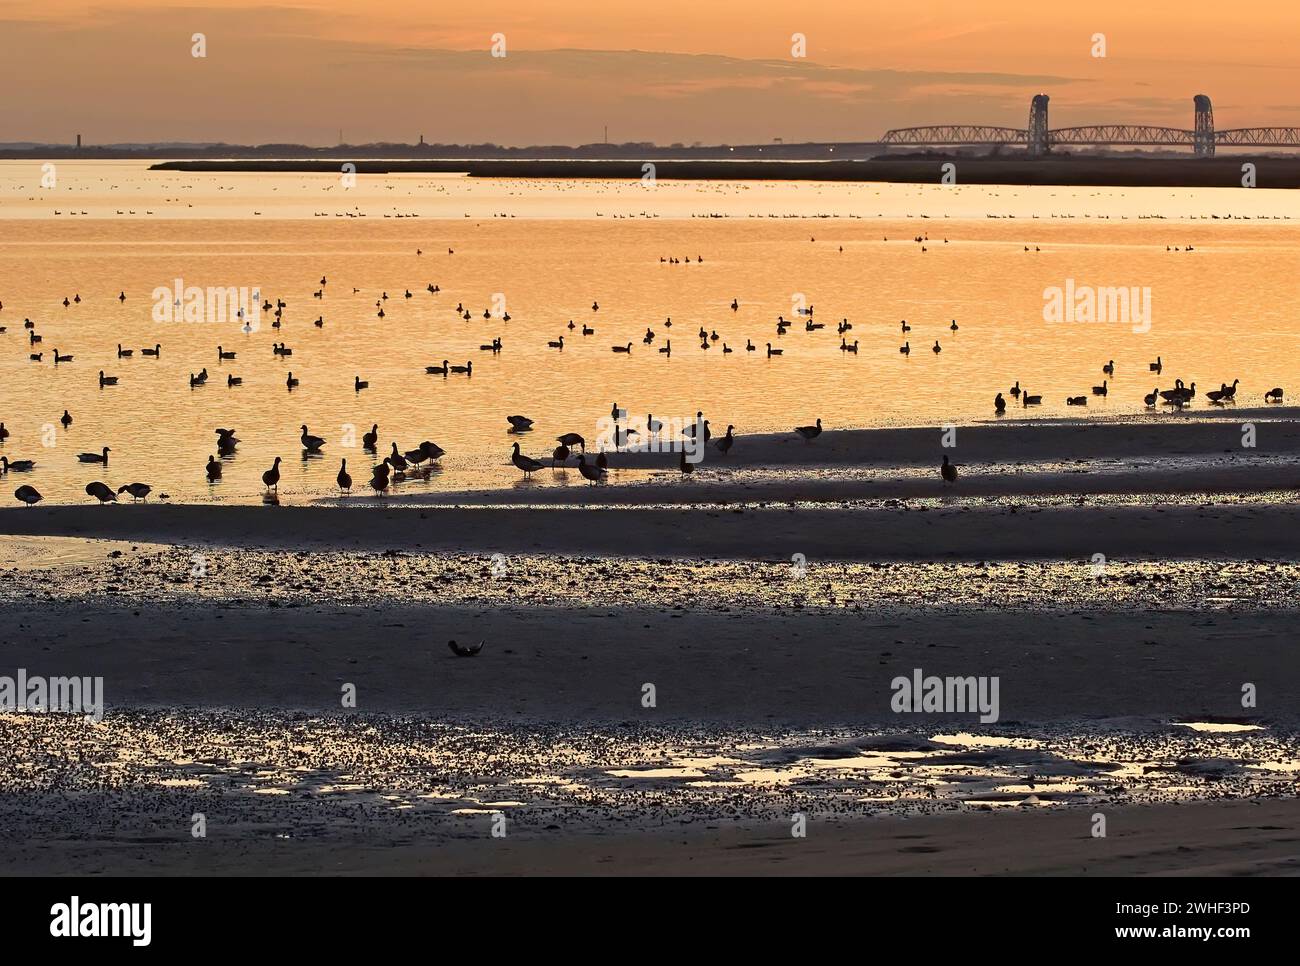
[1194,94,1215,157]
[1027,94,1050,156]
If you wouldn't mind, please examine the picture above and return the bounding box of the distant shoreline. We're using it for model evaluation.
[144,156,1300,188]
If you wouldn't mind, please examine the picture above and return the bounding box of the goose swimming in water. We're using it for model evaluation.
[286,372,299,389]
[507,415,534,432]
[995,393,1006,413]
[449,361,472,374]
[117,344,132,358]
[141,344,160,357]
[1102,360,1114,375]
[659,340,671,356]
[355,376,369,391]
[548,336,565,350]
[1022,392,1042,406]
[85,481,116,503]
[206,454,222,481]
[1092,380,1107,396]
[98,371,118,387]
[932,340,941,354]
[189,369,208,387]
[1149,356,1162,373]
[612,343,632,353]
[766,343,782,357]
[426,360,450,375]
[363,424,379,450]
[794,418,822,442]
[1010,381,1021,398]
[899,341,910,355]
[1067,396,1087,406]
[262,456,282,492]
[1,457,34,472]
[61,410,72,429]
[117,482,151,502]
[300,425,325,451]
[14,484,41,506]
[218,346,236,360]
[77,446,110,465]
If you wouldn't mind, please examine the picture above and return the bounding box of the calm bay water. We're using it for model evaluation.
[1,160,1298,505]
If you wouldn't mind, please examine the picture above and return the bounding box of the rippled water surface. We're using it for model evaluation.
[2,162,1298,504]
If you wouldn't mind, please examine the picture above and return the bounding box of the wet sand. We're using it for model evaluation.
[1,416,1297,875]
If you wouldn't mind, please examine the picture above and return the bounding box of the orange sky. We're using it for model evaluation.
[2,0,1298,144]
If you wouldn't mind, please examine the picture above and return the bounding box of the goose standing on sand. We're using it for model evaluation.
[117,482,151,503]
[940,455,958,484]
[300,425,325,451]
[337,459,352,494]
[262,457,282,492]
[679,449,694,475]
[1144,388,1159,407]
[369,462,390,496]
[714,425,735,455]
[557,432,585,452]
[85,481,116,503]
[420,441,445,462]
[206,454,222,481]
[447,639,484,657]
[552,443,570,467]
[1265,387,1284,403]
[77,446,110,465]
[14,484,41,506]
[512,443,544,477]
[576,453,605,486]
[795,418,822,442]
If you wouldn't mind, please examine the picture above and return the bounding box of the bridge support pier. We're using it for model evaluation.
[1027,95,1050,157]
[1194,95,1215,157]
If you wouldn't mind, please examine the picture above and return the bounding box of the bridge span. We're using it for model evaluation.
[880,96,1300,157]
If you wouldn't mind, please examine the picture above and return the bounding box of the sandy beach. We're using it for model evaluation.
[1,416,1296,875]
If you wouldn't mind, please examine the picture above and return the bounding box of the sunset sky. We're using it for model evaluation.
[2,1,1298,145]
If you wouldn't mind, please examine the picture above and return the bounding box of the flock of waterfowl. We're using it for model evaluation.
[994,356,1282,414]
[0,276,1289,505]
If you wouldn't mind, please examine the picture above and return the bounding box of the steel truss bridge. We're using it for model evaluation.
[880,95,1300,157]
